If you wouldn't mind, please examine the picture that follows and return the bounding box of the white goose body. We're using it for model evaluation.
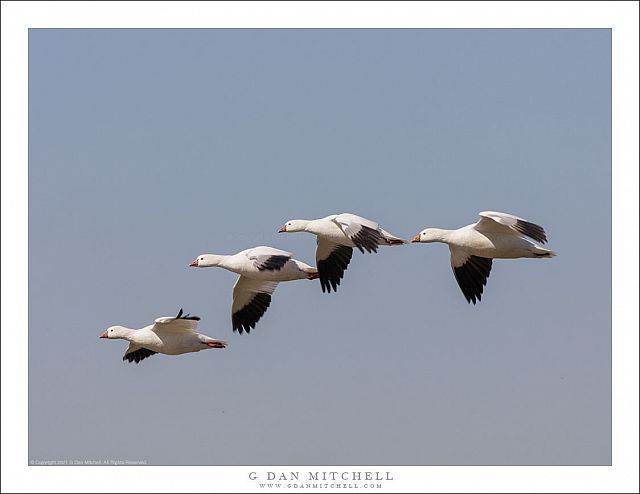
[279,213,406,293]
[123,328,196,355]
[301,214,405,248]
[190,246,318,334]
[413,211,556,304]
[99,309,227,364]
[306,216,351,244]
[200,247,315,282]
[438,225,546,259]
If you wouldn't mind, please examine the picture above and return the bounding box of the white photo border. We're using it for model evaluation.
[1,1,638,493]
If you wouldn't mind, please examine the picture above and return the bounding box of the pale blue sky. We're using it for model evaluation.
[29,29,611,465]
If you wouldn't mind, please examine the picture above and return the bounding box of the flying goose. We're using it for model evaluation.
[99,309,227,364]
[278,213,406,293]
[412,211,556,304]
[190,246,318,334]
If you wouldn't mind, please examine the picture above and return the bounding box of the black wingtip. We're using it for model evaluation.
[514,220,548,244]
[174,307,200,321]
[233,324,252,335]
[231,293,270,335]
[317,245,352,295]
[123,347,157,364]
[350,225,381,253]
[256,255,290,272]
[454,256,492,306]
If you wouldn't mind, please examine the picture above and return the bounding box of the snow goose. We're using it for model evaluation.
[278,213,406,293]
[412,211,556,304]
[189,246,318,334]
[99,309,227,364]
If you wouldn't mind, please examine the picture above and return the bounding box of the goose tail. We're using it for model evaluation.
[533,246,557,258]
[380,229,407,245]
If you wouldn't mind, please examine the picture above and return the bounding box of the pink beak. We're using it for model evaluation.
[99,331,108,339]
[189,259,198,267]
[278,225,287,233]
[411,234,421,243]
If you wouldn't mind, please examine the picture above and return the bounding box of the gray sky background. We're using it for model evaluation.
[28,29,611,465]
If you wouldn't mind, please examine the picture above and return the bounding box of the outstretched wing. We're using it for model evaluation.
[450,247,493,305]
[315,237,353,293]
[152,308,199,333]
[231,276,279,334]
[123,343,157,364]
[246,246,293,272]
[334,213,381,253]
[476,211,548,244]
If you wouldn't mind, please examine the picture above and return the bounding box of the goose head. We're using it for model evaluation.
[99,326,128,339]
[412,229,441,243]
[189,254,220,267]
[278,220,308,233]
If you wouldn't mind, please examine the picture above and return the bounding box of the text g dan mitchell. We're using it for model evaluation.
[249,471,393,481]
